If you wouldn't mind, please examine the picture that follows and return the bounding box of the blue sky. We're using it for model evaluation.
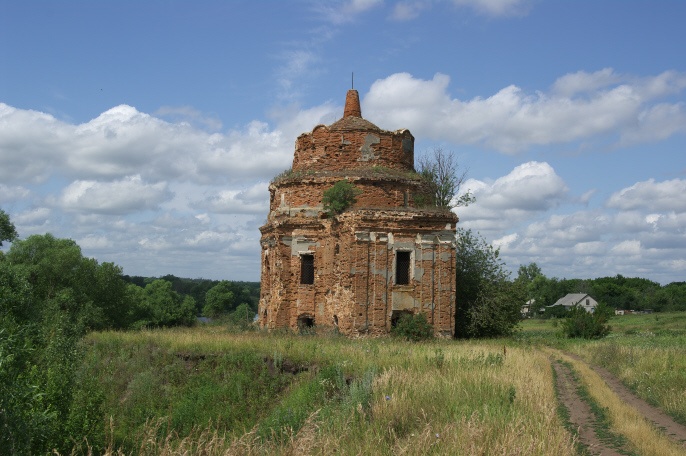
[1,0,685,284]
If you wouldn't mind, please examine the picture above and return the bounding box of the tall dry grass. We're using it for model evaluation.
[87,329,577,455]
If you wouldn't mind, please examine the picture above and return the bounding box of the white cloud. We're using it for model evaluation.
[56,175,172,215]
[14,207,51,225]
[364,71,686,153]
[552,68,621,97]
[611,239,642,256]
[199,182,270,215]
[451,0,531,17]
[607,178,686,213]
[315,0,383,24]
[0,102,324,186]
[391,1,431,20]
[155,106,223,131]
[456,161,568,231]
[459,166,686,284]
[0,184,31,203]
[78,234,113,250]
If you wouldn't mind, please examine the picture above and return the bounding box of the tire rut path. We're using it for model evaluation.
[552,358,625,456]
[564,352,686,448]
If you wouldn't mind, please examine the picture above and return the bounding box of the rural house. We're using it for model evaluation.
[258,89,458,337]
[548,293,598,313]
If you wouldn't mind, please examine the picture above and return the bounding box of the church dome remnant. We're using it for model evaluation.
[258,89,458,337]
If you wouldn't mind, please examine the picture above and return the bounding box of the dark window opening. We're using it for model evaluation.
[396,251,411,285]
[297,315,314,329]
[300,254,314,284]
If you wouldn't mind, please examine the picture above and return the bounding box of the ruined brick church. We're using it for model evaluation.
[258,89,457,337]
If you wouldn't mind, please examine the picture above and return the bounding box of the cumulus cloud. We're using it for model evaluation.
[455,161,568,231]
[0,184,31,203]
[467,170,686,284]
[14,207,51,225]
[0,102,323,186]
[364,70,686,153]
[606,178,686,213]
[199,182,270,215]
[56,175,172,215]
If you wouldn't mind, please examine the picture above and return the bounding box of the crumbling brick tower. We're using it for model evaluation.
[259,89,458,337]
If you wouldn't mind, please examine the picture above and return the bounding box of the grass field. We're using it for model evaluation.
[68,312,686,454]
[77,329,576,455]
[519,312,686,425]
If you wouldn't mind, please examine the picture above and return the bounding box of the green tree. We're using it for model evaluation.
[322,180,361,216]
[131,279,196,328]
[0,246,93,454]
[203,280,236,318]
[6,233,132,329]
[515,262,543,285]
[0,209,18,247]
[416,147,473,209]
[454,228,523,338]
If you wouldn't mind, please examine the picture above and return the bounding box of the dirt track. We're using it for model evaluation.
[552,353,686,455]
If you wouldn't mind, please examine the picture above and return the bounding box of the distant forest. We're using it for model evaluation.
[122,274,260,318]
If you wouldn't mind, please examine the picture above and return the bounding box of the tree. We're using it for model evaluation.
[516,262,543,285]
[416,147,473,209]
[515,263,545,315]
[131,279,196,328]
[6,233,132,330]
[322,180,362,216]
[454,228,523,338]
[203,280,236,318]
[0,209,18,247]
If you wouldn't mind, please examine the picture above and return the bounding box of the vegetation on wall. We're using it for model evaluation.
[322,179,362,216]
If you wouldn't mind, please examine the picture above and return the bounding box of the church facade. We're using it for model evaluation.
[258,89,458,337]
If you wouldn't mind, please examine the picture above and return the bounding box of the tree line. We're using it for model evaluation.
[515,262,686,317]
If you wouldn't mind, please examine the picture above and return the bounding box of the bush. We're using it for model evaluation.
[322,180,361,216]
[391,313,434,342]
[561,303,612,339]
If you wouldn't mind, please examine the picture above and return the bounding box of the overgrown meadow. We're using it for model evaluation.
[7,310,686,455]
[71,328,577,455]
